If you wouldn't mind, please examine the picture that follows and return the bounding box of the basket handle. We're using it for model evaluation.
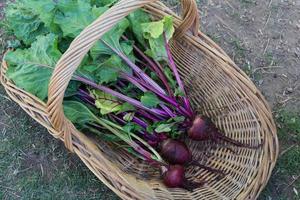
[47,0,199,150]
[174,0,200,38]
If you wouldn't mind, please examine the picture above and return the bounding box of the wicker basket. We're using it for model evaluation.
[0,0,278,199]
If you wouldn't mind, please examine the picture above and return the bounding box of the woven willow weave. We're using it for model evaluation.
[0,0,278,199]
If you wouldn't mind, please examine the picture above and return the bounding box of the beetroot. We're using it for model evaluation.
[188,116,211,140]
[163,165,185,188]
[188,116,263,149]
[163,165,205,191]
[160,139,192,165]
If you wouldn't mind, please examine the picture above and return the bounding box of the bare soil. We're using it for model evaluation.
[197,0,300,110]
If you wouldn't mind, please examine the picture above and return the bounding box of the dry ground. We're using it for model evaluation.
[0,0,299,199]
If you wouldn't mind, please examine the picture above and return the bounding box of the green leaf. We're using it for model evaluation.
[140,92,161,108]
[95,55,131,84]
[142,20,164,39]
[85,124,123,142]
[127,10,151,46]
[172,116,185,123]
[65,81,81,98]
[7,40,21,49]
[93,90,123,115]
[119,103,135,113]
[142,16,175,61]
[76,64,98,82]
[123,122,143,133]
[90,18,130,58]
[5,1,49,44]
[54,0,107,38]
[146,125,154,134]
[91,0,118,7]
[95,132,123,142]
[174,87,185,97]
[163,15,175,40]
[63,101,98,125]
[97,67,119,84]
[25,0,59,33]
[164,67,176,89]
[155,123,173,133]
[120,41,136,62]
[5,34,61,101]
[144,37,166,61]
[6,64,52,101]
[123,112,135,122]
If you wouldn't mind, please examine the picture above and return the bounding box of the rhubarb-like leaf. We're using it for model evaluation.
[90,18,130,58]
[91,0,118,7]
[5,1,49,44]
[5,34,61,101]
[25,0,59,33]
[64,101,98,125]
[142,16,175,61]
[54,0,107,38]
[127,9,151,46]
[95,55,131,84]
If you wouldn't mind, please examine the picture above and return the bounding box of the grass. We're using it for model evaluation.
[259,111,300,200]
[0,87,119,200]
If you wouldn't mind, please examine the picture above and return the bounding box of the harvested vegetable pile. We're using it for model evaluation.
[3,0,262,190]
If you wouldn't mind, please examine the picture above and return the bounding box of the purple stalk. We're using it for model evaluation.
[78,85,163,124]
[160,104,176,118]
[78,89,94,100]
[122,35,173,96]
[77,89,95,105]
[119,113,148,129]
[111,114,159,142]
[137,110,161,122]
[118,80,127,88]
[137,79,190,117]
[79,96,95,106]
[101,39,167,95]
[163,33,194,118]
[74,75,169,118]
[90,121,155,160]
[78,90,149,127]
[101,38,193,118]
[120,72,147,92]
[121,72,177,118]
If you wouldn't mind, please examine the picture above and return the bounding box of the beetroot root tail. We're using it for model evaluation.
[189,161,227,177]
[182,179,206,192]
[215,132,263,149]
